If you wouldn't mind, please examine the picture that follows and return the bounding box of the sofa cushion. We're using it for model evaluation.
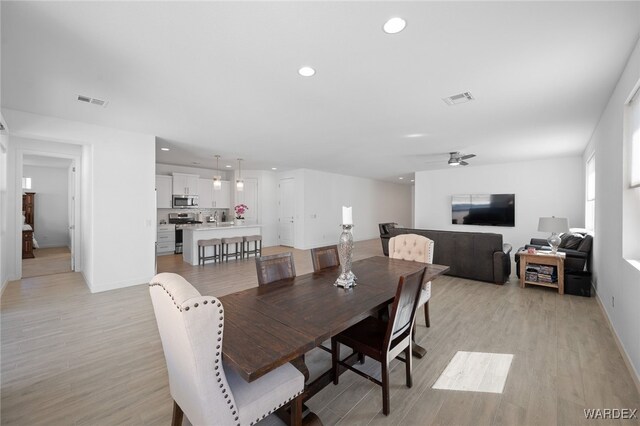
[560,233,584,250]
[577,234,593,253]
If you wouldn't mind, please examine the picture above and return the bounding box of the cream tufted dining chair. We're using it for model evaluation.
[149,273,304,426]
[388,234,434,329]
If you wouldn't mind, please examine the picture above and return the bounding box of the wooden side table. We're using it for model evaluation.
[518,251,565,295]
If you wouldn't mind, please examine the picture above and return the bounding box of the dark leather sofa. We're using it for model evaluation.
[515,230,593,277]
[380,224,512,284]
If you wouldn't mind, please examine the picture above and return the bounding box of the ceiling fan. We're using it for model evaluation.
[448,152,476,166]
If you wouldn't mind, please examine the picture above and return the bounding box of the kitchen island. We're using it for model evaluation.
[182,224,262,265]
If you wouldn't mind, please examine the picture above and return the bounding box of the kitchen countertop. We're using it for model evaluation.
[183,223,262,231]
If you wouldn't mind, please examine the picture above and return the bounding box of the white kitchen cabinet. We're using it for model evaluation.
[157,224,175,254]
[156,175,173,208]
[198,178,214,208]
[172,173,199,195]
[212,181,231,209]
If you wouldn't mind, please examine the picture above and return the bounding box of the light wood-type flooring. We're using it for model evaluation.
[21,246,72,278]
[2,239,639,425]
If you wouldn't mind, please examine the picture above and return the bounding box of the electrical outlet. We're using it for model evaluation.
[612,296,615,308]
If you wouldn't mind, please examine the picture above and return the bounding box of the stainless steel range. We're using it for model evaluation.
[168,213,202,254]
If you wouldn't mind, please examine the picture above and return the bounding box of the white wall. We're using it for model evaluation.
[3,109,156,293]
[414,157,585,252]
[583,37,640,383]
[23,165,70,248]
[0,133,9,294]
[230,169,279,247]
[280,169,411,250]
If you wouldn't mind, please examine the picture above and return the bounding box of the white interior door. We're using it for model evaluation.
[236,178,258,223]
[278,178,294,247]
[68,164,75,271]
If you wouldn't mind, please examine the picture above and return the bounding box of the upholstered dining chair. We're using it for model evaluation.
[331,267,427,415]
[255,252,296,285]
[310,245,340,272]
[388,234,434,329]
[149,273,304,426]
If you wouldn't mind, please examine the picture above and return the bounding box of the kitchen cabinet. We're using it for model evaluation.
[156,175,173,208]
[172,173,199,196]
[157,224,175,255]
[197,178,230,208]
[213,181,231,209]
[198,178,214,208]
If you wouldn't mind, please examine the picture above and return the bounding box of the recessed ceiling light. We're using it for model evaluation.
[298,67,316,77]
[271,167,278,170]
[398,177,404,180]
[405,133,425,138]
[160,147,170,151]
[225,165,232,168]
[383,17,406,34]
[411,179,415,182]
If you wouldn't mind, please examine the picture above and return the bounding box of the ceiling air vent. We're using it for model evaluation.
[442,92,474,106]
[77,94,108,107]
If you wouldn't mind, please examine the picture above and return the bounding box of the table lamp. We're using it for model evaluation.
[538,216,569,253]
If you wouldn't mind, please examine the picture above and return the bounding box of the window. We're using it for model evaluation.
[630,88,640,188]
[586,154,595,232]
[22,177,32,190]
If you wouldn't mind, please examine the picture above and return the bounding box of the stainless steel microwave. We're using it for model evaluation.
[172,195,198,209]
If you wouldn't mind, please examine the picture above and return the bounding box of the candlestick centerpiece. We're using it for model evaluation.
[335,207,357,288]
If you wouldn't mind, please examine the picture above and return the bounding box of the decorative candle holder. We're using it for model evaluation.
[335,224,357,288]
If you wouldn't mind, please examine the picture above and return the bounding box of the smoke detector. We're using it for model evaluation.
[443,92,474,106]
[77,94,108,107]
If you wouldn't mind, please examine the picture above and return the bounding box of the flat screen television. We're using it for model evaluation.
[451,194,515,227]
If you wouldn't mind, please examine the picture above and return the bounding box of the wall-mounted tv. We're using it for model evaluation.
[452,194,515,227]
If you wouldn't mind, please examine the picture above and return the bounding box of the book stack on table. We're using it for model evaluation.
[525,264,558,283]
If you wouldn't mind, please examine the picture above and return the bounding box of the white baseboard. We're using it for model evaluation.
[88,275,155,293]
[595,290,640,396]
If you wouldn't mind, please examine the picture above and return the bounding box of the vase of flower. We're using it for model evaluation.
[234,204,248,226]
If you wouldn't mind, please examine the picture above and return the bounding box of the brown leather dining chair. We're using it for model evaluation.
[255,252,296,285]
[254,252,311,382]
[331,267,427,415]
[310,245,340,272]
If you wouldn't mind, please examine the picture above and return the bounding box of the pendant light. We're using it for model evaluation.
[213,155,222,190]
[236,158,244,191]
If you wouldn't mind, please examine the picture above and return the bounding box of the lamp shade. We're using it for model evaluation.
[538,217,569,233]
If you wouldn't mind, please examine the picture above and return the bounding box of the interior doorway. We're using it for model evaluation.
[20,153,79,279]
[278,178,295,247]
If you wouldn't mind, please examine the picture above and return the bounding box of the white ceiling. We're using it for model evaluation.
[2,2,639,182]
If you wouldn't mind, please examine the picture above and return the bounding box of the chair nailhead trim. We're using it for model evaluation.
[150,282,238,424]
[249,389,304,425]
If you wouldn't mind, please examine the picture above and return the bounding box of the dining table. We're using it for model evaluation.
[220,255,449,406]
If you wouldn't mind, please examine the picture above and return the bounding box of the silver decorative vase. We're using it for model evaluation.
[335,225,357,288]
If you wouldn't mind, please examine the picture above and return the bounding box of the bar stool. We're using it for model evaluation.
[243,235,262,259]
[197,238,222,266]
[221,236,244,262]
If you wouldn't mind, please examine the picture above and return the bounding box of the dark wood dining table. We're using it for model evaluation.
[220,255,449,400]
